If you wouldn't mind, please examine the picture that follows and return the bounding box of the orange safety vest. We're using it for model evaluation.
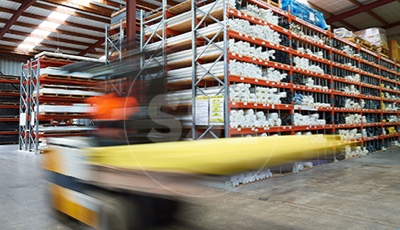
[86,93,139,120]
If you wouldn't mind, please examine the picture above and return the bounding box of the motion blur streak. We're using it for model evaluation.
[87,134,347,175]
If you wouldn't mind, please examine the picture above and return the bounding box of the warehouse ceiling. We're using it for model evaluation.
[0,0,183,60]
[0,0,399,60]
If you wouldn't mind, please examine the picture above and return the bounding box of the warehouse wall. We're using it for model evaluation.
[0,59,23,76]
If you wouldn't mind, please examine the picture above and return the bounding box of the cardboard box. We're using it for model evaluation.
[354,28,388,50]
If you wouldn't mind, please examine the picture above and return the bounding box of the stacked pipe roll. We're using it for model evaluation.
[338,129,363,141]
[230,109,270,128]
[293,57,324,74]
[230,60,262,79]
[228,19,281,44]
[166,87,221,105]
[230,169,273,186]
[229,39,275,61]
[344,145,369,159]
[243,4,279,25]
[168,62,225,84]
[293,113,326,126]
[344,114,367,125]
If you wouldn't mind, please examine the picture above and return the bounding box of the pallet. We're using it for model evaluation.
[38,93,93,98]
[263,0,282,8]
[40,74,102,82]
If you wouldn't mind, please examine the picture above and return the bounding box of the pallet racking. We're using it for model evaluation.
[131,0,400,153]
[19,52,105,153]
[0,74,20,144]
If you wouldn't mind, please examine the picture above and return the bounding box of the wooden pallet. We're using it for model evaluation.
[38,93,93,98]
[40,74,101,82]
[263,0,282,8]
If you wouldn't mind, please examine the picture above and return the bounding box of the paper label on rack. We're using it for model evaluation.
[195,96,209,126]
[19,113,26,126]
[30,112,35,126]
[209,95,224,125]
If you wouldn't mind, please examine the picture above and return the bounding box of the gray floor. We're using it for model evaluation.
[1,145,400,230]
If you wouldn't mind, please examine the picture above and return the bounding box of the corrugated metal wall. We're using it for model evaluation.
[0,59,23,76]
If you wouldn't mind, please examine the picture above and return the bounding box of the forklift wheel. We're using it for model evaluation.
[98,195,141,230]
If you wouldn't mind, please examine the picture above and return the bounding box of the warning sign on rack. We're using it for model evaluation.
[209,95,224,125]
[195,96,209,126]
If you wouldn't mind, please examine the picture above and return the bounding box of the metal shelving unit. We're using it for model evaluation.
[0,74,20,144]
[19,52,105,153]
[119,0,399,153]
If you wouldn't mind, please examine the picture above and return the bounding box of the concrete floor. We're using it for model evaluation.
[0,145,399,230]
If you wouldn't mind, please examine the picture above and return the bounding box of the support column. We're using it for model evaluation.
[126,0,137,47]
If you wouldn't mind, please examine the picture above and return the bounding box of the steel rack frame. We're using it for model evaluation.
[192,0,229,139]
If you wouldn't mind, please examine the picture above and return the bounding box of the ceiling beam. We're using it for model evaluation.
[0,6,104,33]
[0,18,103,40]
[384,20,400,29]
[2,37,97,54]
[7,29,101,47]
[307,2,359,31]
[79,38,105,56]
[137,0,161,10]
[347,0,389,27]
[8,0,111,24]
[96,0,121,9]
[326,0,395,24]
[0,0,36,40]
[167,0,178,6]
[41,0,114,18]
[0,51,31,61]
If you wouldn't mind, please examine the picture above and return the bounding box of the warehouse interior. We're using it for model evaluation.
[0,0,400,229]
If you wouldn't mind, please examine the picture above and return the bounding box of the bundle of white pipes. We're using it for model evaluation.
[166,87,222,105]
[268,112,282,126]
[229,83,252,102]
[145,24,223,52]
[388,115,399,122]
[251,87,286,104]
[338,129,362,141]
[303,77,328,90]
[344,145,368,159]
[167,61,225,84]
[292,162,314,173]
[230,84,286,104]
[229,39,275,61]
[230,109,271,128]
[33,88,102,97]
[345,114,366,125]
[243,4,279,25]
[293,56,324,74]
[145,1,224,36]
[36,104,92,114]
[293,113,326,126]
[384,102,398,111]
[345,99,364,109]
[230,168,273,187]
[230,60,262,79]
[344,74,361,82]
[228,19,281,44]
[297,47,324,58]
[384,92,399,100]
[263,68,287,82]
[342,85,360,94]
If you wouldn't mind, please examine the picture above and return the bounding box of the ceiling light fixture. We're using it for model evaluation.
[16,6,74,54]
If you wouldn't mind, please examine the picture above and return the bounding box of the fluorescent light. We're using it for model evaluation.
[48,11,70,21]
[25,37,43,45]
[31,29,51,38]
[40,21,60,29]
[16,5,74,53]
